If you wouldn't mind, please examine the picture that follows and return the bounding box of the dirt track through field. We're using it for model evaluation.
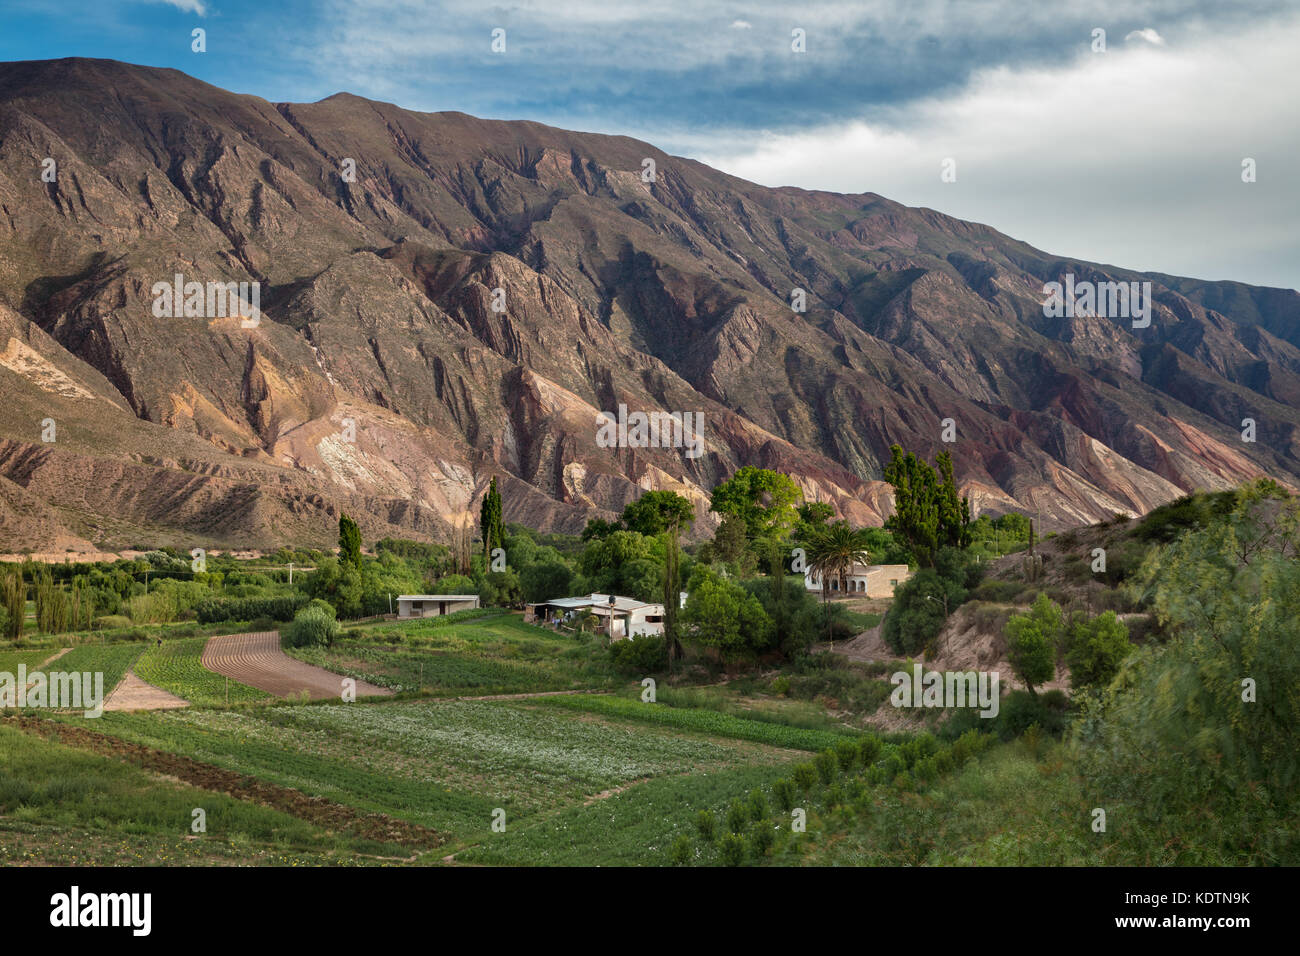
[201,631,392,700]
[104,671,189,711]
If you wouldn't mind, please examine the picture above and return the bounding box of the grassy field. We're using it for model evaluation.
[0,723,406,864]
[6,612,1005,866]
[30,643,146,697]
[535,693,862,751]
[53,697,799,842]
[0,648,60,673]
[288,612,618,696]
[133,638,268,706]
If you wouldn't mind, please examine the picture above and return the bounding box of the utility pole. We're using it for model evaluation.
[289,562,293,586]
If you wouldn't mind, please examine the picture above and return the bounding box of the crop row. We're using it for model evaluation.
[535,694,861,752]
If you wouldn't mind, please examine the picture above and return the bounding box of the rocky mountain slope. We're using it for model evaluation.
[1,58,1297,551]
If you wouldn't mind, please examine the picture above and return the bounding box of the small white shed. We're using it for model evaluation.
[396,594,481,619]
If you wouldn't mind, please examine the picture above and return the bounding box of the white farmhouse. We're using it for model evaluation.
[804,563,911,598]
[525,593,666,639]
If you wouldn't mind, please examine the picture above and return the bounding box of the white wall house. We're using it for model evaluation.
[804,563,911,598]
[525,593,666,639]
[396,594,481,618]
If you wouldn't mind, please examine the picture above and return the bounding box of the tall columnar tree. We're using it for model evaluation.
[624,491,695,663]
[883,445,972,566]
[338,513,363,570]
[480,477,506,559]
[1,567,24,642]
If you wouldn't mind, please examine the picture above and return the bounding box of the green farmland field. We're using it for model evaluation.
[133,638,268,706]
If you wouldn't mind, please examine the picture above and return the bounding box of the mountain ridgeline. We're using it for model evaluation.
[1,57,1298,551]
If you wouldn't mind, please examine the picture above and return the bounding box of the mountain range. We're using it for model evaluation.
[1,57,1297,552]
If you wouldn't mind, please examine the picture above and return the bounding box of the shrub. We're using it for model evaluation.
[951,728,989,764]
[608,633,667,675]
[792,762,817,793]
[882,569,967,655]
[1064,610,1131,691]
[967,578,1021,604]
[824,783,843,810]
[196,593,306,624]
[773,778,797,812]
[669,834,693,865]
[719,833,746,866]
[726,798,748,835]
[750,825,775,859]
[695,810,716,843]
[856,733,882,765]
[834,738,859,771]
[814,748,838,784]
[770,675,790,696]
[745,788,768,822]
[283,606,341,648]
[996,689,1067,740]
[879,748,906,779]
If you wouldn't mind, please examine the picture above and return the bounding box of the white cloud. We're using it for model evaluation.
[154,0,207,14]
[696,14,1300,289]
[731,19,753,30]
[1124,28,1166,45]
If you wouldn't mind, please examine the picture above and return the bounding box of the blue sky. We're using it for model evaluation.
[2,0,1297,290]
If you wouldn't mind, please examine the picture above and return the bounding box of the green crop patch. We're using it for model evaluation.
[133,638,268,706]
[0,723,405,864]
[533,694,862,752]
[64,698,794,838]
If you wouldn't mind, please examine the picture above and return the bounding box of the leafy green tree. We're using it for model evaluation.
[882,569,966,655]
[882,445,971,566]
[432,573,476,595]
[1077,484,1300,862]
[519,560,573,604]
[681,567,774,660]
[338,514,362,570]
[305,556,363,618]
[1064,611,1131,691]
[480,477,506,558]
[793,501,835,544]
[577,530,661,599]
[284,604,341,648]
[709,467,801,543]
[478,568,522,607]
[710,515,749,565]
[581,517,622,541]
[1005,593,1061,696]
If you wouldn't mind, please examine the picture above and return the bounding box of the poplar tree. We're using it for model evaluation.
[480,477,505,558]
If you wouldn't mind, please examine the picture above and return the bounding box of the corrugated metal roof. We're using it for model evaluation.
[396,595,480,601]
[539,593,656,611]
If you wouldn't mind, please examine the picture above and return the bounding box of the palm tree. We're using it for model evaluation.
[806,522,874,648]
